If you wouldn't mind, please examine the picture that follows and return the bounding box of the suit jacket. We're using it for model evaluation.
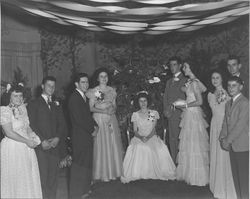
[239,72,249,99]
[163,73,188,120]
[27,96,67,157]
[68,90,96,140]
[220,94,249,152]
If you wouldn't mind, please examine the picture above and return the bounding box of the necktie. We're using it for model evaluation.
[82,93,86,102]
[230,99,233,107]
[47,96,52,109]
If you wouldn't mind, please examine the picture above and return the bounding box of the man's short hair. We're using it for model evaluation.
[74,73,89,83]
[227,55,241,64]
[42,76,56,84]
[228,76,244,85]
[169,56,182,65]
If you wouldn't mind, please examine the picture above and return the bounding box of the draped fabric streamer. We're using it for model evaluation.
[2,0,249,34]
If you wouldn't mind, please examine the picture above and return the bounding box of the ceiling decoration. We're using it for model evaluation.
[2,0,249,35]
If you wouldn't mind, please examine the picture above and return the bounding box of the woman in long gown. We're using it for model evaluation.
[0,85,42,199]
[87,68,123,182]
[121,91,176,183]
[174,62,209,186]
[208,70,237,199]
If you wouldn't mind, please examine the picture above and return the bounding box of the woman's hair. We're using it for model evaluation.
[90,67,111,88]
[1,84,24,105]
[208,69,228,93]
[134,91,152,109]
[182,59,200,78]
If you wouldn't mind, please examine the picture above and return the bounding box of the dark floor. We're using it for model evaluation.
[57,170,215,199]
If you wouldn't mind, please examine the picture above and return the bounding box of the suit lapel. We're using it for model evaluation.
[75,90,87,104]
[39,96,51,111]
[229,94,243,115]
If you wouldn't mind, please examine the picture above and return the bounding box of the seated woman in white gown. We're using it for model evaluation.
[121,91,176,183]
[0,85,42,199]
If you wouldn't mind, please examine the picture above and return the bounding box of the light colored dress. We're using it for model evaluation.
[176,79,209,186]
[208,92,237,199]
[87,86,123,181]
[0,105,42,199]
[121,110,176,183]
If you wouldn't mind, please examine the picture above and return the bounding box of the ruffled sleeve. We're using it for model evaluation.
[0,106,12,126]
[131,112,137,123]
[192,79,207,93]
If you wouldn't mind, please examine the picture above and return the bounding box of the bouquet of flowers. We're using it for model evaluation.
[95,90,104,101]
[148,110,156,122]
[216,89,228,104]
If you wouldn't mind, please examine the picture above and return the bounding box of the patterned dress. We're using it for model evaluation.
[0,105,42,198]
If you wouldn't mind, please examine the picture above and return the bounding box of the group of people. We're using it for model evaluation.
[0,55,248,199]
[163,55,249,199]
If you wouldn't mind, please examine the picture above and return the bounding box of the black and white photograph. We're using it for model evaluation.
[0,0,249,198]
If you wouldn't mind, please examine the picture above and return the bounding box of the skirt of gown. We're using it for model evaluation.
[1,137,42,199]
[209,115,237,199]
[176,107,209,186]
[92,113,124,181]
[121,135,176,183]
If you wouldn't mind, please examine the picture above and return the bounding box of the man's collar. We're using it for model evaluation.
[76,88,85,98]
[41,94,51,102]
[233,93,241,102]
[233,72,240,77]
[174,72,181,77]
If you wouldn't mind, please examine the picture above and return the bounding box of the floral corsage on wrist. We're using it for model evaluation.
[147,111,156,122]
[95,90,104,101]
[216,89,228,104]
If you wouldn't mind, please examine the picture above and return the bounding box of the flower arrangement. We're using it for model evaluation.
[216,89,228,104]
[95,90,104,101]
[147,110,156,122]
[9,103,23,119]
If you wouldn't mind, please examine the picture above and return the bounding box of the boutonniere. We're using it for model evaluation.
[54,100,60,106]
[95,90,104,101]
[216,89,228,104]
[147,111,156,122]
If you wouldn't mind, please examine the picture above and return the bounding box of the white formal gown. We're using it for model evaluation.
[121,110,176,183]
[0,105,42,199]
[176,79,209,186]
[208,92,237,199]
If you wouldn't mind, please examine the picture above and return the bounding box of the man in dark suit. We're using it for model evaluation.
[68,73,98,199]
[220,76,249,199]
[28,76,67,199]
[163,56,187,164]
[227,55,249,98]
